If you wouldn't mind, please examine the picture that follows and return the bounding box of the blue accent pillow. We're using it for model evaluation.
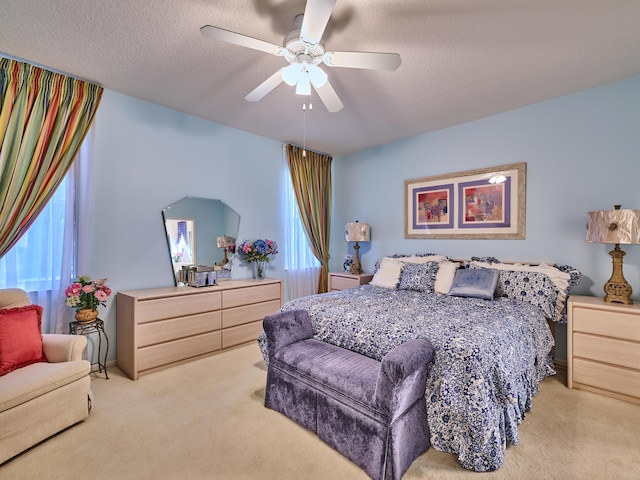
[448,268,499,300]
[398,261,440,293]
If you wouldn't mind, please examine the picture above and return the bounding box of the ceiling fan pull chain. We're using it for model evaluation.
[302,101,307,157]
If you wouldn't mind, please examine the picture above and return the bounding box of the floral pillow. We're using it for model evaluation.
[374,253,446,272]
[470,256,501,264]
[495,270,559,321]
[469,261,581,322]
[398,261,440,293]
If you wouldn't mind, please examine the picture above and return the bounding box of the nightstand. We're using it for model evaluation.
[329,272,374,291]
[567,295,640,405]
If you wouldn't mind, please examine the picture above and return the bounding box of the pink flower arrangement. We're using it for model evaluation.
[65,275,112,312]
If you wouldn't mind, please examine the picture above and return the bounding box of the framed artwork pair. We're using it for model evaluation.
[405,162,526,239]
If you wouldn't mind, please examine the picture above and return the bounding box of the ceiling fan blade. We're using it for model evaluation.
[300,0,337,44]
[313,80,343,113]
[325,51,401,71]
[200,25,281,55]
[245,70,284,102]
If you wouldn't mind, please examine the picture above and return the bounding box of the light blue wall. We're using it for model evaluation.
[86,77,640,363]
[332,76,640,359]
[85,91,285,358]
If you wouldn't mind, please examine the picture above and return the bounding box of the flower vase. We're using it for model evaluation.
[75,308,99,323]
[253,260,267,280]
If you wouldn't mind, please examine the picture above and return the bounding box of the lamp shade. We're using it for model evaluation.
[217,235,234,248]
[345,222,370,242]
[587,209,640,244]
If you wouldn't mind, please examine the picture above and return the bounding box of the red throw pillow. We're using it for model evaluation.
[0,304,47,376]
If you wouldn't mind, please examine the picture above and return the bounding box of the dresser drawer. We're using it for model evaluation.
[573,358,640,399]
[573,332,640,370]
[573,307,640,342]
[222,299,281,329]
[137,311,222,348]
[222,320,263,349]
[137,291,221,323]
[222,283,281,309]
[138,331,221,372]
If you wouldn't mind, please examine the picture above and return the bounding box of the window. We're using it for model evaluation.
[0,177,70,291]
[0,129,92,333]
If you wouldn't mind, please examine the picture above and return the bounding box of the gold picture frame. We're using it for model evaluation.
[405,162,526,239]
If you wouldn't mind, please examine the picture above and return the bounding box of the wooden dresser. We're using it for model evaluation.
[116,278,283,380]
[328,272,374,291]
[567,295,640,404]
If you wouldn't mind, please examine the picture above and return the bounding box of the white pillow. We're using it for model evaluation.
[434,261,460,294]
[370,258,404,288]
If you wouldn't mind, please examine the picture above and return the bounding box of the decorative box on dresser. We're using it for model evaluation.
[328,272,374,292]
[567,295,640,405]
[117,278,283,380]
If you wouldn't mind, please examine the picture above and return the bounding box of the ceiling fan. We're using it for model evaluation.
[200,0,401,113]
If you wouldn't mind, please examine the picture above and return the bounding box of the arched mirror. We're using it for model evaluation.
[162,197,240,286]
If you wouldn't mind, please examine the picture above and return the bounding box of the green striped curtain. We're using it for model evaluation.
[286,144,332,293]
[0,58,102,258]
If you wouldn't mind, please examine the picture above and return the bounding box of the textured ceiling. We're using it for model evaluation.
[1,0,640,156]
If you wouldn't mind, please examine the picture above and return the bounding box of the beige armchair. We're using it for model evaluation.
[0,288,92,464]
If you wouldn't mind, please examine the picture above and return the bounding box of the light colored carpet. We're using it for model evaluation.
[2,344,640,480]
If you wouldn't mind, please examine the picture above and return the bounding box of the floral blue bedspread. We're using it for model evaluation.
[257,285,555,472]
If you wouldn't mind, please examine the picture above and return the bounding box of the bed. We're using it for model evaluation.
[258,254,580,472]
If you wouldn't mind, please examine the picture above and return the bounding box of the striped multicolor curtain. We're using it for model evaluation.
[0,58,102,258]
[286,144,332,293]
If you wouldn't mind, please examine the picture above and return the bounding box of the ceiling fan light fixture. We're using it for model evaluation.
[296,74,311,95]
[308,64,328,87]
[281,64,300,86]
[201,0,400,113]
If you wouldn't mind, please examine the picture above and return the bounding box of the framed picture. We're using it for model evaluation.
[405,162,526,239]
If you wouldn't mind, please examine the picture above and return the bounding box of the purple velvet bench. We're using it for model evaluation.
[263,309,435,480]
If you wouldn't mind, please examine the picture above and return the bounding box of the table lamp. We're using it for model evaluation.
[586,205,640,304]
[216,235,235,266]
[345,221,370,275]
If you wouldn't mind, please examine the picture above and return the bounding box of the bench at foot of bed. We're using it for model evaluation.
[262,309,435,480]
